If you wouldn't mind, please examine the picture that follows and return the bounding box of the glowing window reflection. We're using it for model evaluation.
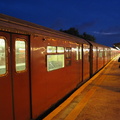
[15,40,26,72]
[0,38,6,75]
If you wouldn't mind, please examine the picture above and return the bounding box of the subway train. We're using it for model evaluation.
[0,14,119,120]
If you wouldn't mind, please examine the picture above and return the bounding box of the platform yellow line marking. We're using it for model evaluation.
[64,76,104,120]
[43,80,91,120]
[43,56,118,120]
[65,56,119,120]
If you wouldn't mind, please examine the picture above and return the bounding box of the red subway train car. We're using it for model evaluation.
[0,14,119,120]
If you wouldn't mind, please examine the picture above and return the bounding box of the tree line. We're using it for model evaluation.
[60,27,96,42]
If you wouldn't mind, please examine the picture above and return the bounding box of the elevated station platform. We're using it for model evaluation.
[43,56,120,120]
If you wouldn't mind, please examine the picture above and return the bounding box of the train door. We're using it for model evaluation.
[0,32,13,120]
[83,44,90,81]
[0,32,31,120]
[92,46,97,75]
[98,47,104,69]
[12,34,30,120]
[74,44,82,85]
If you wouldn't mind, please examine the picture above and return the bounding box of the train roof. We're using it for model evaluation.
[0,14,89,44]
[87,40,111,48]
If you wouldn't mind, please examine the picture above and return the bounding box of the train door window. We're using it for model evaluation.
[99,49,103,57]
[94,47,97,57]
[47,46,64,71]
[76,46,79,60]
[65,47,72,66]
[15,39,26,72]
[0,37,7,76]
[104,49,107,57]
[79,45,82,60]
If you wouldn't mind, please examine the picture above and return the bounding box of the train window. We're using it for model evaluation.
[65,47,72,66]
[47,54,64,71]
[47,46,56,53]
[15,40,26,72]
[0,38,7,76]
[57,47,64,53]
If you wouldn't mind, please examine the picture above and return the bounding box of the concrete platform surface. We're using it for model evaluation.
[43,56,120,120]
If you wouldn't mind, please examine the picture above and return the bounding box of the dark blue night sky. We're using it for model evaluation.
[1,0,120,47]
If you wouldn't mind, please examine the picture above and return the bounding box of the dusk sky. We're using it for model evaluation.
[1,0,120,47]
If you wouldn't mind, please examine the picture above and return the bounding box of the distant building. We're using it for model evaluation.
[113,43,120,50]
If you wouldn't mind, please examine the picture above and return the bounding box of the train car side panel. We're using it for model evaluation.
[30,36,82,119]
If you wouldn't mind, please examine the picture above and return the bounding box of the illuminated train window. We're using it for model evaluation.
[76,47,79,60]
[47,46,64,71]
[79,45,82,60]
[15,39,26,72]
[99,49,103,58]
[47,46,56,53]
[57,47,64,53]
[104,48,107,57]
[0,37,7,76]
[47,54,64,71]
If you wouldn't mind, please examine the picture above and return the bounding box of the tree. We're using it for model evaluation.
[60,27,80,37]
[81,32,96,42]
[60,27,96,42]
